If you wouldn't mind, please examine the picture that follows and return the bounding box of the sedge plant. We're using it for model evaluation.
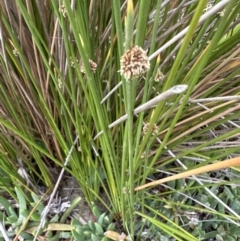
[0,0,240,240]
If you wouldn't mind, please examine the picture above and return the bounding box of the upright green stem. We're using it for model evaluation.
[126,78,134,236]
[123,0,135,236]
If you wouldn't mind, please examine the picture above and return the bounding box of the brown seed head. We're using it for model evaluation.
[154,68,165,82]
[59,4,67,17]
[120,46,150,80]
[143,123,159,135]
[80,59,97,73]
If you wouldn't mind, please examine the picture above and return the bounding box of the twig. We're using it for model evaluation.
[94,85,188,140]
[33,135,79,241]
[101,82,123,104]
[0,222,10,241]
[189,96,240,103]
[135,156,240,191]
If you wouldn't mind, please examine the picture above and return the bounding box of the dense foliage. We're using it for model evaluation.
[0,0,240,240]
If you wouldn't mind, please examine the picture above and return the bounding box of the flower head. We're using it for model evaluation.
[154,68,165,82]
[120,46,150,80]
[59,4,67,17]
[80,59,97,73]
[143,123,159,135]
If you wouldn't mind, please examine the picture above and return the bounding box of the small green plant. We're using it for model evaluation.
[72,205,117,241]
[0,188,80,240]
[0,189,121,241]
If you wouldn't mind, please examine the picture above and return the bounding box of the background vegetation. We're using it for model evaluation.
[0,0,240,240]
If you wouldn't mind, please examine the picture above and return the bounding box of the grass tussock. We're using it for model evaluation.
[0,0,240,240]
